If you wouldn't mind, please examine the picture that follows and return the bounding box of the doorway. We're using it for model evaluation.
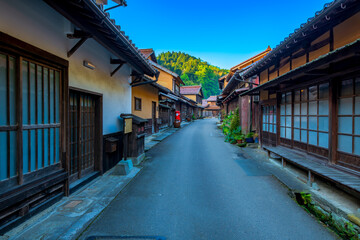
[69,89,101,182]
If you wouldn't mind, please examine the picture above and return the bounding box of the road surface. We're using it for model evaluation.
[79,118,336,240]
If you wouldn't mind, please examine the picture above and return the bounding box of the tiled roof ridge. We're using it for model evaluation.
[230,46,272,71]
[241,0,342,78]
[92,0,157,74]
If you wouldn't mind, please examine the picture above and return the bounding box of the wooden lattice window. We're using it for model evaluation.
[0,53,61,181]
[293,83,329,149]
[21,59,61,174]
[337,78,360,155]
[134,97,141,111]
[262,105,276,133]
[280,92,292,139]
[0,53,17,181]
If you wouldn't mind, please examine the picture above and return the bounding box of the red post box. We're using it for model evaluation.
[174,111,181,128]
[175,111,181,121]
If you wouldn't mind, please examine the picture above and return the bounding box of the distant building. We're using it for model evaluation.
[217,47,271,132]
[180,85,204,118]
[204,96,221,117]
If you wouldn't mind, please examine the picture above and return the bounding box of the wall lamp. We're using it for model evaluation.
[83,61,96,70]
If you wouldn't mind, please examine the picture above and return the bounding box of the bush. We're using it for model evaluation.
[229,108,240,133]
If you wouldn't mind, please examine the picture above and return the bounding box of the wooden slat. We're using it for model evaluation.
[42,67,45,169]
[6,56,10,178]
[48,69,51,166]
[35,64,38,170]
[264,145,360,194]
[17,57,23,185]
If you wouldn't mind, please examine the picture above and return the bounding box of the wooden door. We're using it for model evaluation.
[69,91,96,181]
[152,102,156,133]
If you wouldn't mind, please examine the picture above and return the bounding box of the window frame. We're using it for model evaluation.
[337,77,360,156]
[134,97,142,111]
[0,32,68,186]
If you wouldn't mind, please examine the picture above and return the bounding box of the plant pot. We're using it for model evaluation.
[245,137,254,143]
[254,137,259,143]
[237,139,243,144]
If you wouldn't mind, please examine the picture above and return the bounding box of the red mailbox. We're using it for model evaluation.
[175,111,181,121]
[174,111,181,128]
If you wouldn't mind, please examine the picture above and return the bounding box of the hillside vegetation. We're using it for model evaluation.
[157,51,228,98]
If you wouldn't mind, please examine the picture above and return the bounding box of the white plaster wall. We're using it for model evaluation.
[0,0,132,134]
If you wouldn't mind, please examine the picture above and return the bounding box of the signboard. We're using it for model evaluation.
[124,118,132,134]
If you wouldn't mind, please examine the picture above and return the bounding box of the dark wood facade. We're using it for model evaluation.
[0,32,69,232]
[240,2,360,175]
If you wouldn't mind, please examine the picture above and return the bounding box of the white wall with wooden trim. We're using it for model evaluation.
[0,0,132,135]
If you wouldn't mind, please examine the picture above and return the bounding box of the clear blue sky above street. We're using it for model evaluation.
[108,0,330,69]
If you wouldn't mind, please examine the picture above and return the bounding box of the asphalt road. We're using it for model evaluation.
[79,118,336,240]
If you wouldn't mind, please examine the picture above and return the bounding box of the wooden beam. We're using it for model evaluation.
[110,62,125,77]
[67,37,88,58]
[66,30,91,39]
[110,58,126,65]
[131,80,157,87]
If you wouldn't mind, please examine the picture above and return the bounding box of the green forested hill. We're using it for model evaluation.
[157,52,228,99]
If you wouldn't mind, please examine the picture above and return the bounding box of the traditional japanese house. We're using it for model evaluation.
[146,60,185,126]
[0,0,156,231]
[180,86,204,106]
[204,96,221,117]
[132,80,173,135]
[239,0,360,196]
[180,85,204,118]
[217,47,271,132]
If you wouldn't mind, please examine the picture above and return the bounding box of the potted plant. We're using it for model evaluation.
[253,133,259,143]
[234,134,244,144]
[245,132,254,143]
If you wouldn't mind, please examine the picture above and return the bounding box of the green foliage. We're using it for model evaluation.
[229,108,240,133]
[221,110,244,144]
[237,143,247,147]
[245,132,254,139]
[192,113,196,120]
[297,192,359,240]
[300,192,312,205]
[157,51,229,98]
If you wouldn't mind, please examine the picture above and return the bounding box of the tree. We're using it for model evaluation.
[157,51,228,98]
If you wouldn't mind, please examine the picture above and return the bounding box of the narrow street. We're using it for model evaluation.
[79,119,336,240]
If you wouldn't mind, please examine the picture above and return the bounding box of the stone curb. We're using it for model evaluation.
[2,167,143,240]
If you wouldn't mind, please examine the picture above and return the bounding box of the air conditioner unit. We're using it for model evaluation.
[253,95,260,102]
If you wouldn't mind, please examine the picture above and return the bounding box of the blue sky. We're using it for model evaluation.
[108,0,330,69]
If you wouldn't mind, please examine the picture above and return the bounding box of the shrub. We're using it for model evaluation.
[229,108,240,133]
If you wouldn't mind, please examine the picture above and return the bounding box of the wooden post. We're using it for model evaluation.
[276,92,281,146]
[123,133,128,160]
[281,157,286,168]
[307,171,314,187]
[329,78,337,164]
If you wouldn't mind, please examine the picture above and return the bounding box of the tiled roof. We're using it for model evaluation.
[241,0,350,79]
[205,106,221,110]
[45,0,156,76]
[148,61,184,85]
[207,96,217,102]
[140,48,157,63]
[180,85,202,95]
[201,99,208,107]
[140,49,154,58]
[230,46,271,72]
